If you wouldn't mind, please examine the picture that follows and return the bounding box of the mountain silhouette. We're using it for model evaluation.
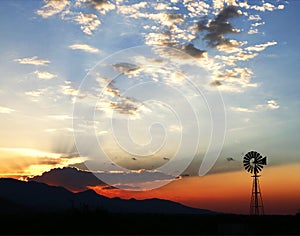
[0,178,216,214]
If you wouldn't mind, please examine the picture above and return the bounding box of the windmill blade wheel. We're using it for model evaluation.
[243,151,265,174]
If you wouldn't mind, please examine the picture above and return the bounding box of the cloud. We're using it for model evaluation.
[230,106,255,113]
[215,51,258,66]
[34,70,57,80]
[112,63,140,74]
[96,75,148,117]
[0,148,82,177]
[73,12,101,35]
[183,1,210,18]
[231,100,280,113]
[237,1,285,12]
[25,90,44,97]
[197,6,241,49]
[0,106,15,114]
[248,28,258,35]
[145,32,175,47]
[36,0,70,18]
[213,67,257,92]
[109,97,142,116]
[256,100,280,110]
[89,0,115,14]
[246,41,277,52]
[181,44,206,59]
[251,3,283,12]
[14,56,50,66]
[45,128,75,133]
[210,80,222,87]
[251,22,265,28]
[249,15,261,21]
[28,167,105,192]
[98,77,121,98]
[25,89,48,102]
[60,81,86,99]
[68,43,100,53]
[164,13,184,26]
[47,115,73,120]
[117,1,148,18]
[28,166,176,192]
[267,100,280,110]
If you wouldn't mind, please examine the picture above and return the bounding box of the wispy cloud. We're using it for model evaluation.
[256,100,280,110]
[267,100,280,110]
[212,67,257,92]
[0,106,15,114]
[230,106,255,113]
[60,81,80,96]
[44,127,74,133]
[14,56,50,66]
[25,90,45,97]
[25,89,47,102]
[34,70,57,80]
[47,115,73,120]
[231,100,280,113]
[246,41,277,52]
[68,43,100,53]
[36,0,70,18]
[109,97,142,116]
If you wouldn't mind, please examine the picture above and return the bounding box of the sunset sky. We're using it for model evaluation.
[0,0,299,215]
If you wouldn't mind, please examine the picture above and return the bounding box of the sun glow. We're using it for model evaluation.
[0,148,83,178]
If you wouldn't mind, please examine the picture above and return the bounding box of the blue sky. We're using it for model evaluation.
[0,0,299,188]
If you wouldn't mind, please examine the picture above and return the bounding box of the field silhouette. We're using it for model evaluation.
[0,178,299,235]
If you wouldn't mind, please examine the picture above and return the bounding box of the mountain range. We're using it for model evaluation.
[0,178,216,215]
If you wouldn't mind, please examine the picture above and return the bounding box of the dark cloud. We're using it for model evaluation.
[109,97,141,115]
[69,161,90,171]
[113,184,141,190]
[112,63,140,75]
[210,80,222,87]
[107,80,121,97]
[197,6,240,48]
[90,0,107,5]
[37,157,63,165]
[60,152,80,159]
[167,13,184,25]
[88,0,115,13]
[99,74,142,116]
[181,44,206,58]
[102,185,117,190]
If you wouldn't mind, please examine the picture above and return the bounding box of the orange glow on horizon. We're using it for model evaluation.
[89,163,300,215]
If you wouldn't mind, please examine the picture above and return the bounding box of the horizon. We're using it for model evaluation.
[0,0,299,216]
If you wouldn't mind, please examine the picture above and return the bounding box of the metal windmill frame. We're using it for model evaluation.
[243,151,267,215]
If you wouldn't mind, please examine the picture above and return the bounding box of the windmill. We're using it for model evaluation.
[243,151,267,215]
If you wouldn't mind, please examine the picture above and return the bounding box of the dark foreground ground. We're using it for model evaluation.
[0,211,300,235]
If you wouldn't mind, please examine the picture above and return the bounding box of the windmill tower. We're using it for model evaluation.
[243,151,267,215]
